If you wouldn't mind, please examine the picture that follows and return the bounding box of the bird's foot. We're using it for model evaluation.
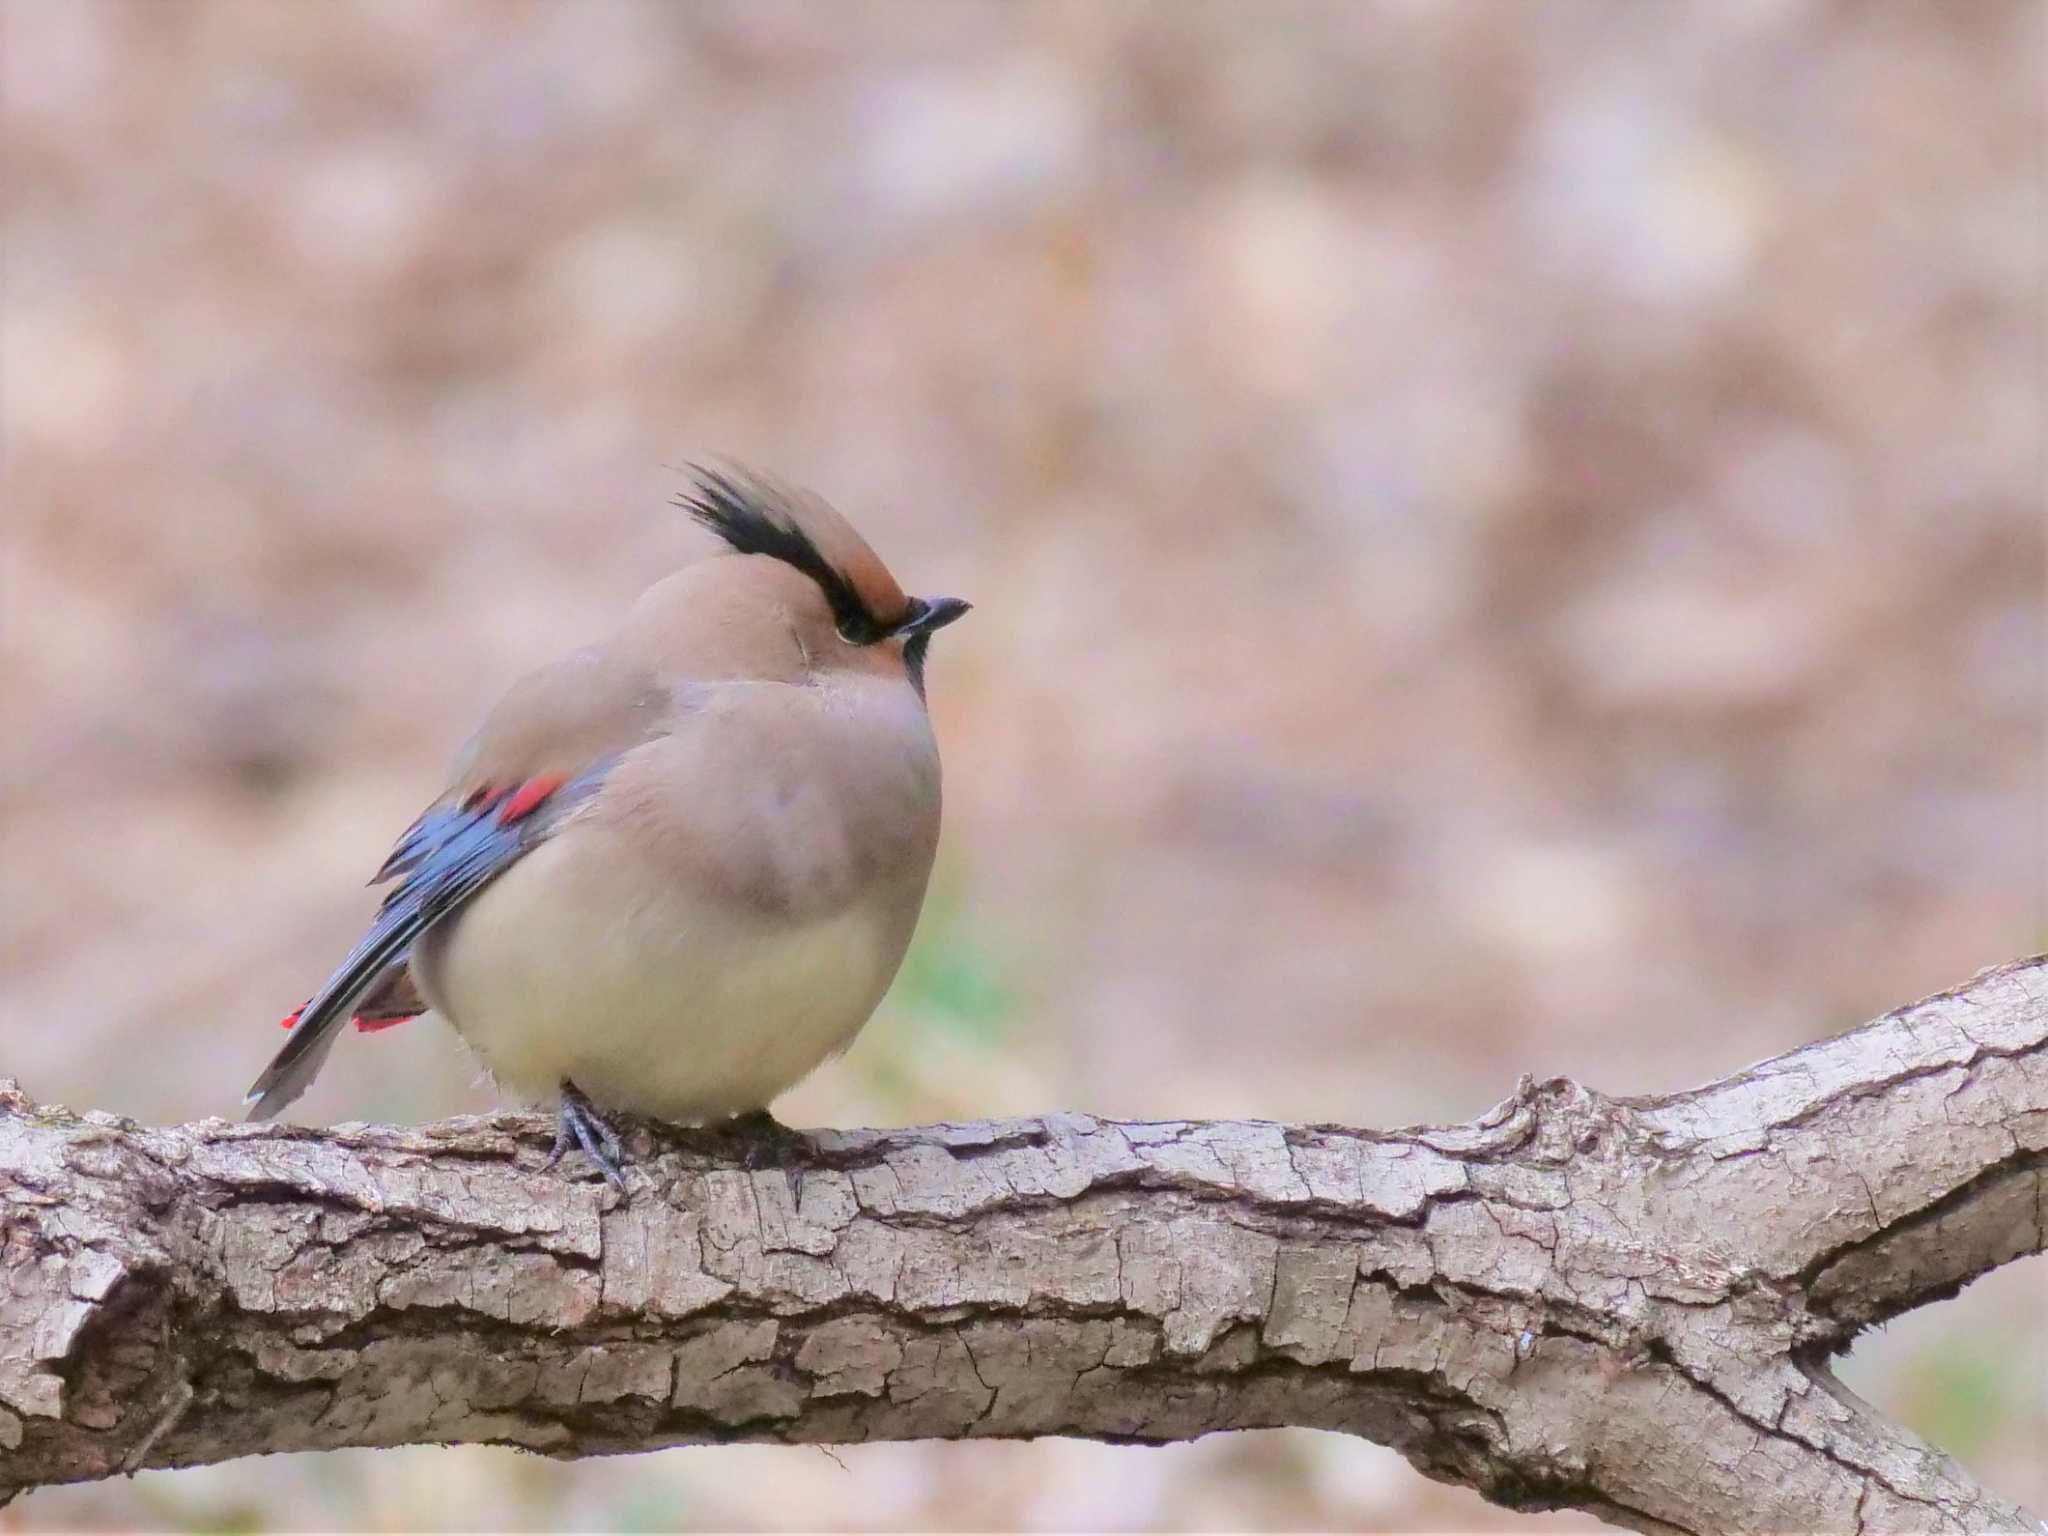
[723,1108,812,1204]
[545,1080,627,1191]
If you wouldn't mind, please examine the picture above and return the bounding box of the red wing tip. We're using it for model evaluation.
[498,773,568,824]
[286,771,563,1042]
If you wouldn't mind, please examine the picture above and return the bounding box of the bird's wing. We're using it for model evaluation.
[243,763,614,1120]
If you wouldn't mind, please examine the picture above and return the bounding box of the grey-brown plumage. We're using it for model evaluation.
[245,468,969,1175]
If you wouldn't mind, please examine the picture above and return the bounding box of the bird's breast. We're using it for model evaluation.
[412,675,943,1121]
[415,842,921,1121]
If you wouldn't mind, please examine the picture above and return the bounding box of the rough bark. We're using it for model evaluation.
[4,958,2045,1533]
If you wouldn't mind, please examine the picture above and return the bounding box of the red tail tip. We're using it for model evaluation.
[282,1004,417,1034]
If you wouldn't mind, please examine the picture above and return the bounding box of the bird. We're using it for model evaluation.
[243,466,970,1187]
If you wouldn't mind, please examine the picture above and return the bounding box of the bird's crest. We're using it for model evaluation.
[679,465,910,642]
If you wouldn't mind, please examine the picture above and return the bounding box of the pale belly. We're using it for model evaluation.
[411,835,914,1122]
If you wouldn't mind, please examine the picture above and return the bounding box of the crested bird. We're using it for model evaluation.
[244,467,970,1186]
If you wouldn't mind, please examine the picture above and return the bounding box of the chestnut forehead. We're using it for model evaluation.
[833,542,911,624]
[680,465,908,635]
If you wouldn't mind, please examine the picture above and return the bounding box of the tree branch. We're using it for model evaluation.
[4,957,2045,1532]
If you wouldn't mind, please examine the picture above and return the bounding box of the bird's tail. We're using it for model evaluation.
[244,915,433,1120]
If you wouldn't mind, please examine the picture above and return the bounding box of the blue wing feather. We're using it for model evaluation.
[244,763,611,1119]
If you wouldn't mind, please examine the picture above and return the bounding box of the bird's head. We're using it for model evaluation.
[679,465,970,695]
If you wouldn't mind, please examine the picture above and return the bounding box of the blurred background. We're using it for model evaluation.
[3,1,2041,1529]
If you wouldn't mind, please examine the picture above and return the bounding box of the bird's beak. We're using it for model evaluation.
[902,596,972,636]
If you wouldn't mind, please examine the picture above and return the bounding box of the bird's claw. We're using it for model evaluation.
[725,1108,811,1206]
[546,1081,627,1190]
